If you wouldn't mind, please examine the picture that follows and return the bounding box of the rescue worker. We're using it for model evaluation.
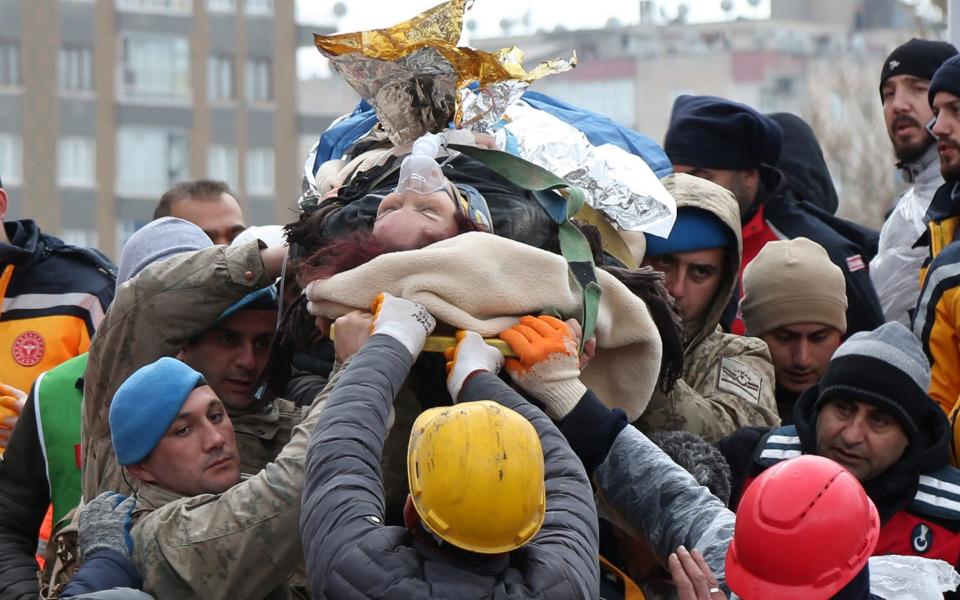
[717,322,960,566]
[0,218,211,599]
[497,316,886,599]
[914,54,960,414]
[663,96,884,336]
[871,39,958,325]
[105,351,324,600]
[740,238,848,424]
[152,179,247,246]
[725,455,882,600]
[637,173,778,441]
[301,297,599,599]
[0,174,115,412]
[81,222,291,502]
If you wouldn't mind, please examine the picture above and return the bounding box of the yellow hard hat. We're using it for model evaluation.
[407,400,546,554]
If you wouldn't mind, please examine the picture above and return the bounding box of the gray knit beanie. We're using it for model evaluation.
[117,217,213,288]
[815,322,932,438]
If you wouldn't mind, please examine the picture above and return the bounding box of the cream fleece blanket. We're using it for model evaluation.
[305,231,661,420]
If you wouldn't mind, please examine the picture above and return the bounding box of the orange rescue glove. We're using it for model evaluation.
[0,383,27,453]
[444,331,504,402]
[499,315,586,420]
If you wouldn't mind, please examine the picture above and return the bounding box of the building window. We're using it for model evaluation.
[0,134,22,185]
[245,0,272,15]
[119,33,190,102]
[58,137,96,187]
[246,147,274,195]
[59,45,94,93]
[207,55,235,101]
[116,0,191,14]
[0,43,20,87]
[245,58,272,103]
[208,144,238,187]
[116,126,188,197]
[206,0,235,11]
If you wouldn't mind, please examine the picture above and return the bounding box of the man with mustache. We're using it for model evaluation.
[717,322,960,566]
[740,238,848,425]
[870,39,958,326]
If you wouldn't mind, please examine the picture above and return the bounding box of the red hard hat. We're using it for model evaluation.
[725,455,880,600]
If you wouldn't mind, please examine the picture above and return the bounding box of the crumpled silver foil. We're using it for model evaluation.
[457,80,529,132]
[503,103,676,236]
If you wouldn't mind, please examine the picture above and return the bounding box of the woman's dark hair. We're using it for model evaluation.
[601,265,684,393]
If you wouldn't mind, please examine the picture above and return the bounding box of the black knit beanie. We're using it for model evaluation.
[880,38,957,97]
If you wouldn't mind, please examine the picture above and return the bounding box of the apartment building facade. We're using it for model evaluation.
[2,0,330,257]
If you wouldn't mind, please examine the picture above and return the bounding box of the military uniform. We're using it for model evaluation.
[129,362,342,600]
[638,176,779,442]
[82,241,295,499]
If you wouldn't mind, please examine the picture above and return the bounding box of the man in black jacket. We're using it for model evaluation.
[300,295,599,599]
[716,322,960,567]
[663,97,884,336]
[0,218,213,600]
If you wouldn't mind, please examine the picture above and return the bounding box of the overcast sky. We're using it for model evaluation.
[296,0,770,35]
[295,0,771,77]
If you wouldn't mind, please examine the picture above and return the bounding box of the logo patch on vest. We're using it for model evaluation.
[717,357,763,404]
[912,523,933,554]
[11,331,44,366]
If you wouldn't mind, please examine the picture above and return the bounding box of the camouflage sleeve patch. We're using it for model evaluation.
[716,357,763,404]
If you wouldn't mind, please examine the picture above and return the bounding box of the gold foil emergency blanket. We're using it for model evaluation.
[314,0,575,144]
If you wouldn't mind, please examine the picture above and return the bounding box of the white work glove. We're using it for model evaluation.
[499,315,587,420]
[370,292,436,358]
[444,331,504,402]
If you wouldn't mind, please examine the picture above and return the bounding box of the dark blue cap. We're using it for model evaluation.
[664,95,782,170]
[929,54,960,107]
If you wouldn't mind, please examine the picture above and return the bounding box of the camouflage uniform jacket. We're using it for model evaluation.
[82,241,291,499]
[129,360,345,600]
[639,175,779,442]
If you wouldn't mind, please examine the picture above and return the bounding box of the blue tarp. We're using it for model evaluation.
[311,92,673,178]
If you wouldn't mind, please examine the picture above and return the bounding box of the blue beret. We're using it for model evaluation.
[929,54,960,107]
[110,357,205,466]
[664,95,782,170]
[645,207,734,256]
[219,286,278,322]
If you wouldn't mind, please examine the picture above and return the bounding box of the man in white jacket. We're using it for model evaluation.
[870,38,957,325]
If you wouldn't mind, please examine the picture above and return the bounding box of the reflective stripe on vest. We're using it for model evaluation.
[34,353,86,524]
[754,425,802,467]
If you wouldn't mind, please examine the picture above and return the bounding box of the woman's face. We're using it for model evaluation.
[372,188,459,250]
